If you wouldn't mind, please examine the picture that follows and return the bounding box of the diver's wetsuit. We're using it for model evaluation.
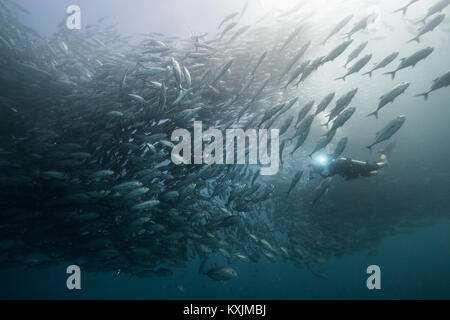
[324,158,383,180]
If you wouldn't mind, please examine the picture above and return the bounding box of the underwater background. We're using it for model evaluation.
[0,0,449,299]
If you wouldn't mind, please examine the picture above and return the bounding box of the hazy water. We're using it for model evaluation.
[1,220,449,299]
[1,0,449,299]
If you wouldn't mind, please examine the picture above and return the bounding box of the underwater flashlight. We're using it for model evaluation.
[318,155,328,165]
[312,153,330,168]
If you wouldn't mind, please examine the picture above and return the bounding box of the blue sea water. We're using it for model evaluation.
[1,0,449,299]
[1,220,449,299]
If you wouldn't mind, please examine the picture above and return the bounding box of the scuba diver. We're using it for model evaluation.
[309,154,388,181]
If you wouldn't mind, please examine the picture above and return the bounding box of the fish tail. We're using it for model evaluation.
[199,258,208,274]
[415,92,429,101]
[383,71,396,80]
[367,145,373,151]
[393,6,407,15]
[417,18,426,25]
[366,111,379,119]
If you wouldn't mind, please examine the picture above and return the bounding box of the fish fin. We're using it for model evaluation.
[362,71,372,77]
[366,111,379,119]
[367,145,373,150]
[415,92,429,101]
[335,76,346,81]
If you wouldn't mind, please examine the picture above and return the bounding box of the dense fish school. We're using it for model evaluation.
[0,0,449,280]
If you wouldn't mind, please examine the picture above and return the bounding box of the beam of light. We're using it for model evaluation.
[312,153,330,167]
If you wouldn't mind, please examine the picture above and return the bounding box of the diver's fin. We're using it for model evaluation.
[379,154,388,166]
